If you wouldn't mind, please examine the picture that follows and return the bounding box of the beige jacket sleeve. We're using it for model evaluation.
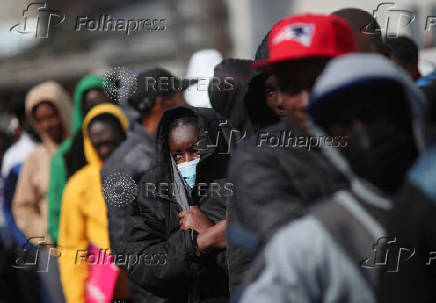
[12,150,47,243]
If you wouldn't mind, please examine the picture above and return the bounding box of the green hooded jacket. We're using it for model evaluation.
[47,75,104,243]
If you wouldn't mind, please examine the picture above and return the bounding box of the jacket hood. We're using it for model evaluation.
[308,54,427,153]
[82,103,129,166]
[209,59,254,132]
[150,105,230,187]
[72,74,104,133]
[209,58,279,134]
[25,81,72,150]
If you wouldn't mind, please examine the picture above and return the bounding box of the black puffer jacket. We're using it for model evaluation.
[123,106,231,303]
[227,119,349,296]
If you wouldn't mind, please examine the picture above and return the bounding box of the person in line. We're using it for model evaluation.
[58,104,130,303]
[123,105,231,303]
[226,14,356,297]
[385,36,421,81]
[48,74,113,244]
[101,67,188,303]
[209,58,279,138]
[2,99,38,246]
[241,53,425,303]
[12,81,72,303]
[331,8,385,54]
[0,99,41,303]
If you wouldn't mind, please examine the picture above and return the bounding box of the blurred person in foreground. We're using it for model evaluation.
[101,68,187,303]
[226,14,356,297]
[378,69,436,303]
[123,105,231,302]
[241,53,425,303]
[48,75,113,244]
[12,81,72,303]
[58,104,129,303]
[385,36,421,81]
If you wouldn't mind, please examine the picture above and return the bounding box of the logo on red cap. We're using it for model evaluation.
[252,14,356,69]
[273,23,315,47]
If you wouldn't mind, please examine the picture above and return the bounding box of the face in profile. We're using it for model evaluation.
[32,101,64,144]
[88,117,125,161]
[169,122,200,165]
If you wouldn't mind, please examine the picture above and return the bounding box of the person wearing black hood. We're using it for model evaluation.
[101,68,187,303]
[209,58,280,138]
[122,105,231,302]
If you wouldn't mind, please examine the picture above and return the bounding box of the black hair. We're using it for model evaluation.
[88,113,126,139]
[385,36,419,65]
[31,100,57,117]
[168,116,199,134]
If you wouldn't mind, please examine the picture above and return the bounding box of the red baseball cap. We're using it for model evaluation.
[252,14,356,68]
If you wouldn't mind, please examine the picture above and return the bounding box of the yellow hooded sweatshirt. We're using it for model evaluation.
[13,81,72,243]
[58,104,129,303]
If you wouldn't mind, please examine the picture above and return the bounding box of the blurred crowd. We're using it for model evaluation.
[0,7,436,303]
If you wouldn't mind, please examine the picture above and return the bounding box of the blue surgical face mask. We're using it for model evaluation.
[177,158,200,188]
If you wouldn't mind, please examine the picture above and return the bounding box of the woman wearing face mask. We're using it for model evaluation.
[123,105,230,303]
